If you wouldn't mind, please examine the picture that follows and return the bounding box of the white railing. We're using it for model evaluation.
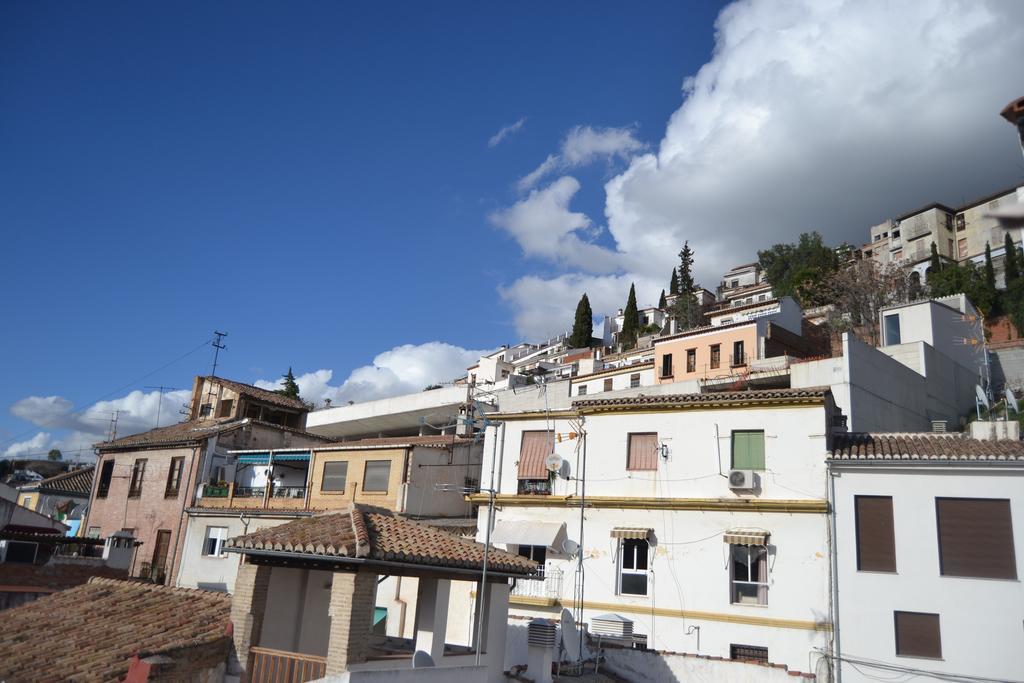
[513,567,563,599]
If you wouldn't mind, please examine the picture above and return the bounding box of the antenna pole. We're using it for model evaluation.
[211,331,228,377]
[144,386,181,428]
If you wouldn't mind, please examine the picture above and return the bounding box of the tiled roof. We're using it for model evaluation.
[0,562,128,591]
[27,466,94,496]
[226,506,537,576]
[203,375,310,411]
[574,387,830,412]
[0,578,231,683]
[95,418,242,450]
[830,433,1024,461]
[320,434,475,450]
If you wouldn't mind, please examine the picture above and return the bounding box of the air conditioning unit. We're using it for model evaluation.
[728,469,755,490]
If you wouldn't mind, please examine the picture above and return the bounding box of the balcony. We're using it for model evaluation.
[248,646,326,683]
[517,479,552,495]
[197,482,309,510]
[511,567,563,606]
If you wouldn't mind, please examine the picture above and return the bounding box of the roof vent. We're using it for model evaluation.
[527,618,557,647]
[931,420,947,433]
[591,613,634,639]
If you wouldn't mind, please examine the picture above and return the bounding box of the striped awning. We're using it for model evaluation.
[610,527,652,540]
[272,453,310,462]
[237,453,272,464]
[723,529,769,545]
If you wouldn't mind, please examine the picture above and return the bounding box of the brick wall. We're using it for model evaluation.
[325,570,376,674]
[230,560,272,677]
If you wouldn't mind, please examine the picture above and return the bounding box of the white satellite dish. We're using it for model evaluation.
[1006,389,1020,414]
[975,385,990,410]
[545,453,564,473]
[561,538,579,556]
[560,608,581,661]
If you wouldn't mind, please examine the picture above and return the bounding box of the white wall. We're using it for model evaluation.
[176,514,295,592]
[832,464,1024,683]
[569,367,655,397]
[600,645,824,683]
[261,566,334,656]
[404,444,483,517]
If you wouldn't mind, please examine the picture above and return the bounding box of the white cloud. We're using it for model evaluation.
[256,342,493,407]
[518,125,646,191]
[498,0,1024,339]
[3,432,54,458]
[488,117,527,147]
[488,176,620,272]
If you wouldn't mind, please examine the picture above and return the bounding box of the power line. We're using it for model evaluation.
[0,336,213,449]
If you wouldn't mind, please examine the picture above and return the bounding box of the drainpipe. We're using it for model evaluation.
[828,464,842,683]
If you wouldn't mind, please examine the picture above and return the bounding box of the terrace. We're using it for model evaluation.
[198,449,311,511]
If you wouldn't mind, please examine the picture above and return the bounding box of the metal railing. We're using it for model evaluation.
[248,646,326,683]
[202,483,229,498]
[233,486,264,498]
[512,567,563,599]
[517,479,552,495]
[271,485,307,499]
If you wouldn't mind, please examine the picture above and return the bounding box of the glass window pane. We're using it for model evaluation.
[363,460,391,492]
[733,583,760,604]
[620,573,647,595]
[322,461,348,492]
[884,314,901,345]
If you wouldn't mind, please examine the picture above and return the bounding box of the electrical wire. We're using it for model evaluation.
[815,648,1016,683]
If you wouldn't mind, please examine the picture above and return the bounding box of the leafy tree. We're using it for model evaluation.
[620,283,640,349]
[658,289,667,309]
[669,268,679,295]
[569,293,594,348]
[928,260,994,315]
[757,232,838,307]
[670,242,704,330]
[275,367,301,400]
[1005,232,1020,285]
[47,448,62,461]
[825,260,914,346]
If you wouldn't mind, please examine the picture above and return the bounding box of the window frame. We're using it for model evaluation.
[617,538,649,596]
[731,340,746,366]
[128,458,147,499]
[883,313,901,345]
[362,460,392,493]
[729,543,769,606]
[321,460,349,493]
[165,456,185,498]
[202,525,229,558]
[660,353,673,378]
[629,373,641,388]
[517,544,547,567]
[710,344,721,369]
[577,385,588,396]
[935,497,1017,580]
[894,611,942,659]
[97,459,115,498]
[626,432,659,472]
[686,348,696,373]
[730,430,765,470]
[603,378,614,392]
[216,399,234,418]
[855,495,897,572]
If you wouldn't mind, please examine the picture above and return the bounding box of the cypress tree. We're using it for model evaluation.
[569,293,594,348]
[928,242,941,281]
[669,268,679,295]
[658,289,667,309]
[276,367,301,399]
[670,242,703,331]
[620,283,640,349]
[1005,232,1020,285]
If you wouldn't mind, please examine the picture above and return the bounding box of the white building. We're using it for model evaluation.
[468,387,838,675]
[829,428,1024,683]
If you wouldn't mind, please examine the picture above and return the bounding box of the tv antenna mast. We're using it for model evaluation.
[210,331,228,377]
[144,386,181,428]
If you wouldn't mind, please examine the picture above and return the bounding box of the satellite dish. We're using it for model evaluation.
[976,385,990,410]
[560,608,581,660]
[1006,389,1020,414]
[545,453,564,473]
[561,538,579,556]
[412,651,435,668]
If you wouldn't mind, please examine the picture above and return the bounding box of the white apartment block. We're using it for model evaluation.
[829,429,1024,683]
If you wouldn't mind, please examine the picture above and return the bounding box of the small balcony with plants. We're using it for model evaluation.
[197,450,311,511]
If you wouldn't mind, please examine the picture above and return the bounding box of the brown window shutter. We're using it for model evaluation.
[855,496,896,572]
[518,431,553,480]
[894,611,941,658]
[627,433,659,471]
[936,498,1017,579]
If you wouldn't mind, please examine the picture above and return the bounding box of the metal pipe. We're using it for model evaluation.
[828,465,842,683]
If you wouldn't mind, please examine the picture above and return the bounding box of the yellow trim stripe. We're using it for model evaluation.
[466,494,827,513]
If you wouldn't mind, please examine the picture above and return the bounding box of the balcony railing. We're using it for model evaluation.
[248,646,326,683]
[202,483,229,498]
[234,486,264,498]
[517,479,552,495]
[271,485,307,499]
[512,567,563,600]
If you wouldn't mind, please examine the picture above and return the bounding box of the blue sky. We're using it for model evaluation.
[2,1,1023,459]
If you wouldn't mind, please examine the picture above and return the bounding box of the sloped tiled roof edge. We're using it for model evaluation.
[574,387,830,413]
[29,466,94,495]
[830,432,1024,461]
[203,375,309,411]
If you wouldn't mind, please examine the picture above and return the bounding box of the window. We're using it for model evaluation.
[730,645,768,663]
[203,526,229,557]
[577,385,588,396]
[686,348,696,373]
[883,313,901,345]
[86,526,102,539]
[517,544,547,566]
[660,353,673,378]
[957,238,967,259]
[893,250,902,261]
[2,541,38,564]
[618,538,648,595]
[855,496,896,572]
[935,498,1016,579]
[603,378,614,392]
[731,431,765,470]
[894,611,941,658]
[730,544,768,605]
[892,229,900,239]
[362,460,391,493]
[21,496,32,507]
[626,433,659,471]
[321,461,349,492]
[710,344,721,369]
[128,459,147,498]
[165,456,184,498]
[630,373,640,388]
[97,459,115,498]
[199,403,213,417]
[731,279,739,288]
[955,214,965,231]
[731,341,745,366]
[518,431,553,494]
[216,399,234,418]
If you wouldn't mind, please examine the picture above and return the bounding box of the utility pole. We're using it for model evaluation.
[144,386,181,428]
[107,410,122,442]
[210,331,228,377]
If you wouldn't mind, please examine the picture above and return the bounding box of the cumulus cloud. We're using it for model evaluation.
[3,432,54,458]
[498,0,1024,339]
[488,176,620,272]
[256,342,492,407]
[517,125,646,191]
[488,117,527,147]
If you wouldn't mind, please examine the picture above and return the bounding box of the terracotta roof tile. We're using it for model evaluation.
[830,433,1024,461]
[574,387,830,412]
[0,578,231,683]
[95,418,243,450]
[0,562,128,591]
[203,375,310,411]
[226,506,537,576]
[27,466,94,496]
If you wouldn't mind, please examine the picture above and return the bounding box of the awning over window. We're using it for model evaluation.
[272,453,310,462]
[518,431,553,479]
[237,453,272,464]
[491,521,566,550]
[723,529,769,545]
[610,527,652,540]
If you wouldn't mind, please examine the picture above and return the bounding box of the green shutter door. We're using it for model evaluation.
[732,431,765,470]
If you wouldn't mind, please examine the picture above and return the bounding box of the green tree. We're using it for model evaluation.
[757,232,838,307]
[928,260,994,315]
[1005,232,1020,285]
[658,289,667,309]
[927,242,942,282]
[669,268,679,295]
[275,367,301,400]
[47,448,62,461]
[984,243,998,314]
[620,283,641,349]
[569,293,594,348]
[670,242,704,331]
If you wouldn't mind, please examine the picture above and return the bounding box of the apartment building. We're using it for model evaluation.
[716,262,774,307]
[829,429,1024,683]
[83,376,328,585]
[468,387,837,674]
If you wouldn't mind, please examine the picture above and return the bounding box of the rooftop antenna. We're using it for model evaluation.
[210,331,228,377]
[107,410,122,442]
[144,386,181,428]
